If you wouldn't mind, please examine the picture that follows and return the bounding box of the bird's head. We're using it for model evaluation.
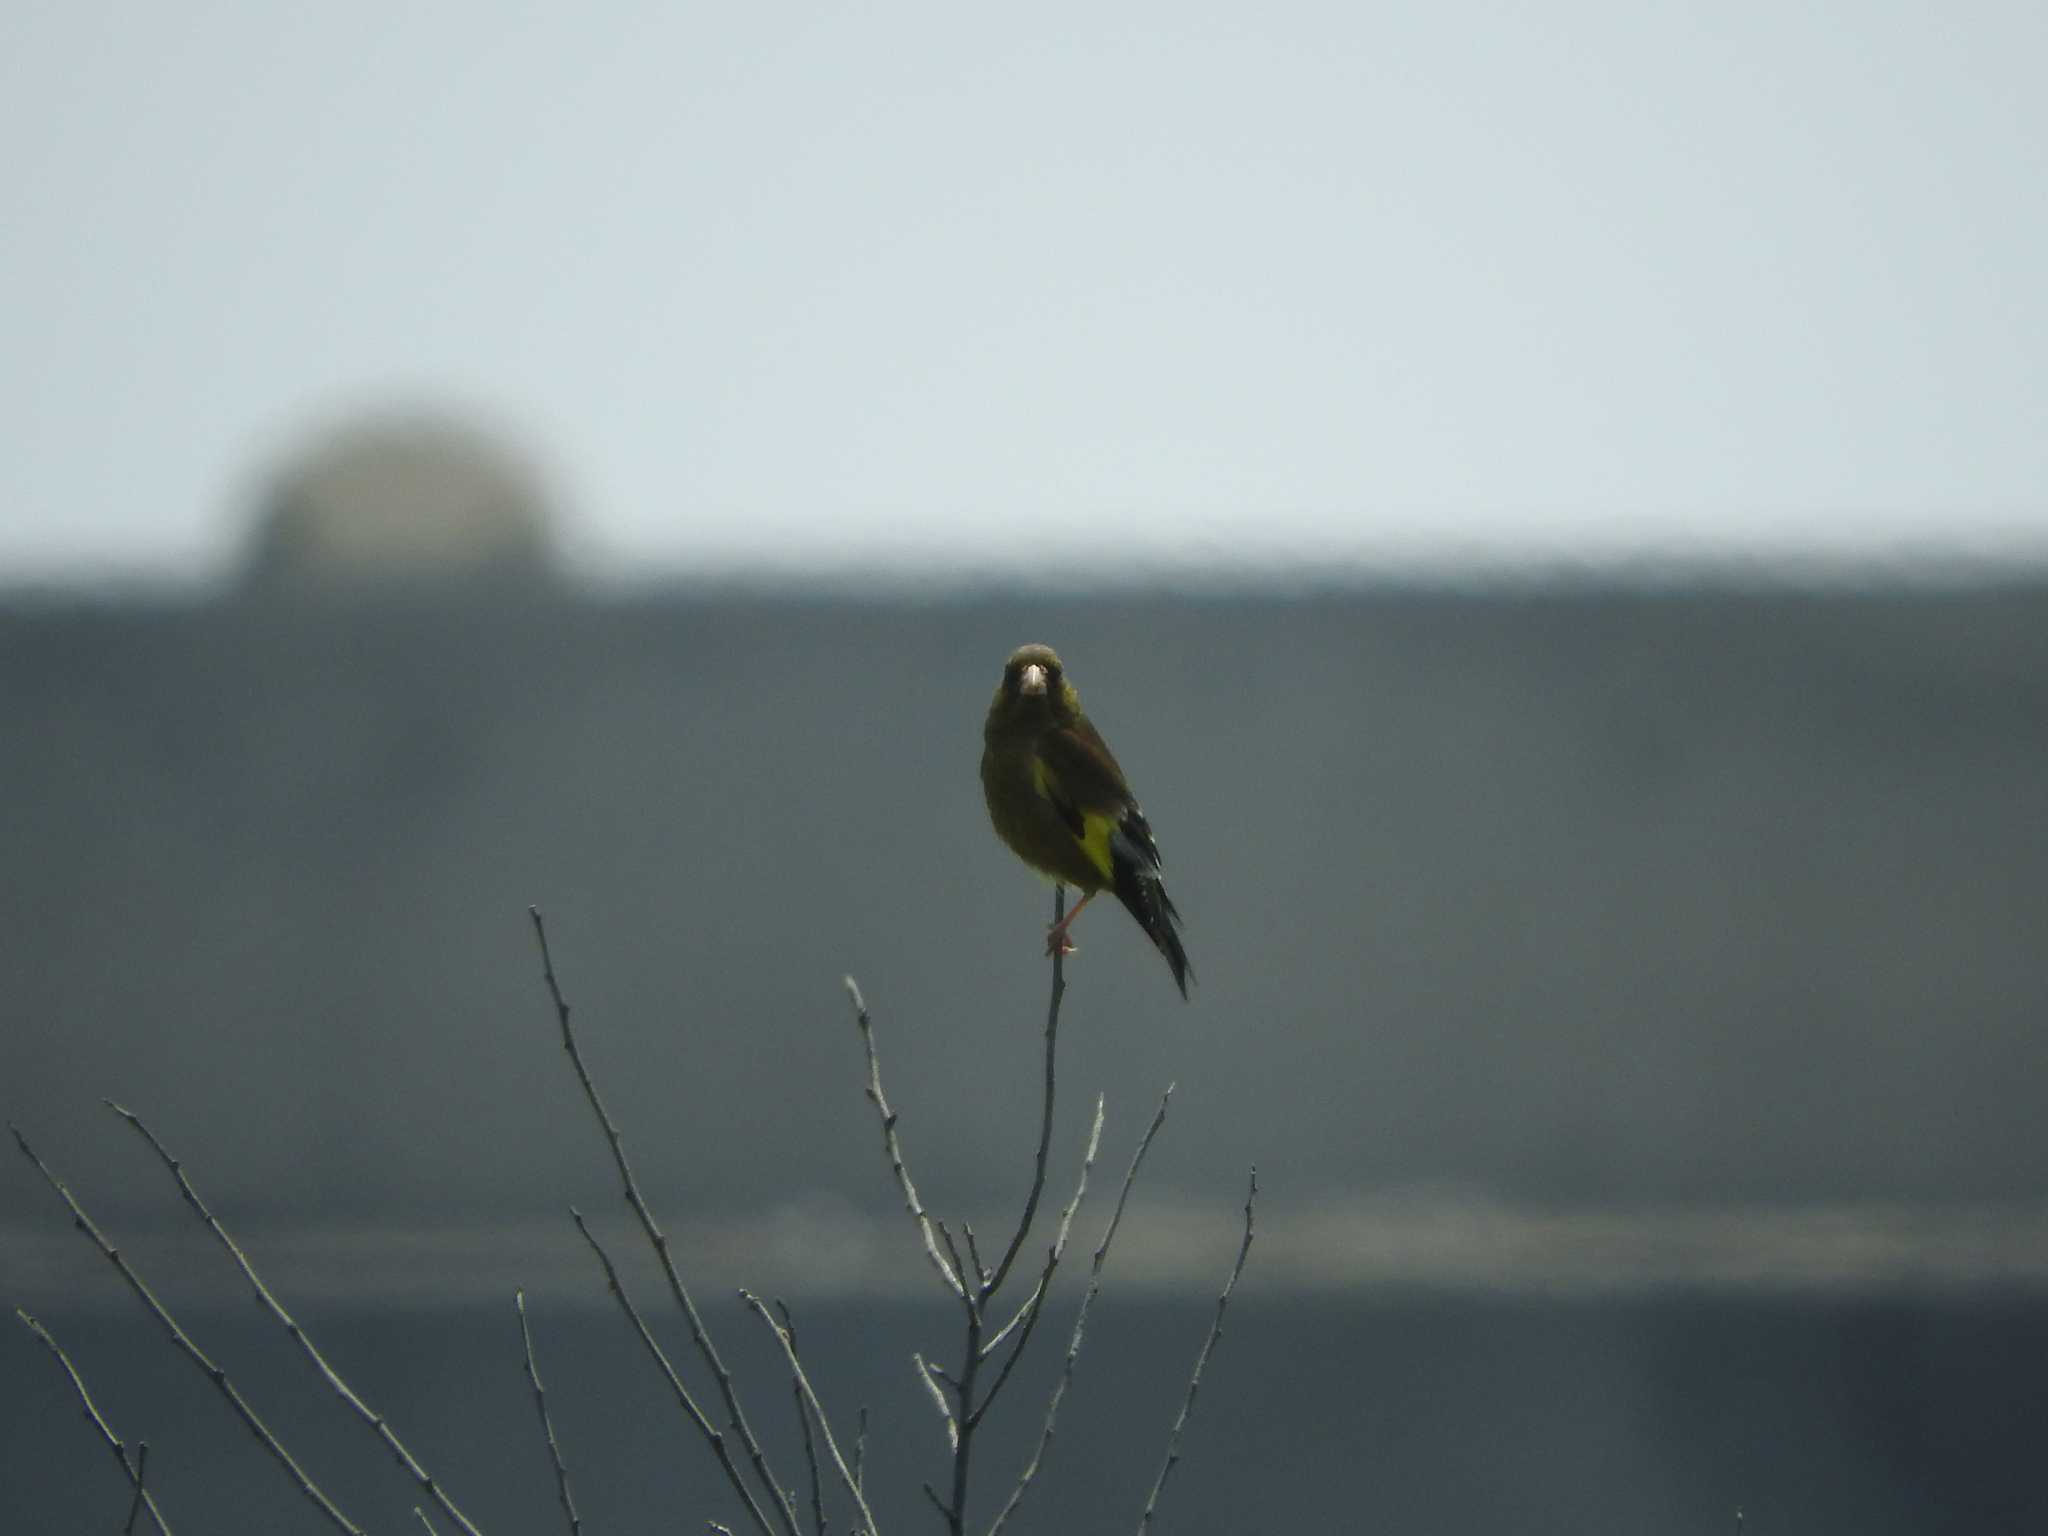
[989,643,1079,732]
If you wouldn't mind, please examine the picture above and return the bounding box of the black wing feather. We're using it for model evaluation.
[1109,803,1192,999]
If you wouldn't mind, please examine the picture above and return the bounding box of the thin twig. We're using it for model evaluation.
[15,1310,173,1536]
[921,1482,951,1524]
[414,1510,441,1535]
[102,1101,485,1536]
[970,1095,1105,1429]
[949,888,1073,1532]
[777,1301,829,1536]
[975,1279,1038,1362]
[982,1093,1108,1357]
[962,1225,990,1291]
[516,1289,584,1536]
[912,1353,958,1450]
[124,1442,151,1535]
[946,1280,986,1524]
[739,1291,882,1536]
[1136,1168,1259,1534]
[985,1085,1176,1536]
[934,1221,972,1306]
[11,1126,363,1535]
[531,908,800,1536]
[982,887,1067,1302]
[570,1208,775,1536]
[844,977,966,1300]
[853,1408,868,1495]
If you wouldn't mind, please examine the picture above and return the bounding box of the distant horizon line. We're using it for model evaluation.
[13,1195,2048,1311]
[8,543,2048,605]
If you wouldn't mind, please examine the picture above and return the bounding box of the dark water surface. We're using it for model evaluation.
[7,1290,2044,1533]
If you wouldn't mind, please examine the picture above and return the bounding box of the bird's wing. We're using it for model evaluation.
[1034,724,1163,884]
[1038,719,1189,995]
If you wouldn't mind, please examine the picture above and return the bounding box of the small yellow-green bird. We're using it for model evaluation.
[981,643,1191,998]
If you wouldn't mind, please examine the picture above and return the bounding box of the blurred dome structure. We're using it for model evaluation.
[239,409,562,594]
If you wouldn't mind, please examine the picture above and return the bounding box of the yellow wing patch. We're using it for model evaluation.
[1031,755,1118,882]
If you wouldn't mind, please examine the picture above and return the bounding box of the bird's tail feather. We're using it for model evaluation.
[1113,867,1192,999]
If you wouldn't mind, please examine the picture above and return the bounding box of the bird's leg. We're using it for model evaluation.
[1044,889,1097,956]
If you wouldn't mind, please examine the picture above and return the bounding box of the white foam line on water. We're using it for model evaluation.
[12,1196,2048,1311]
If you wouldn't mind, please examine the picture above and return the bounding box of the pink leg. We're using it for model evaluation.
[1044,889,1098,956]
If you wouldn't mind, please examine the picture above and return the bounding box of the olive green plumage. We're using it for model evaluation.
[980,644,1192,998]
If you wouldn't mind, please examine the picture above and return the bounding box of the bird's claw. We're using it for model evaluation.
[1045,927,1077,958]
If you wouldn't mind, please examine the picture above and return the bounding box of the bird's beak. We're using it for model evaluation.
[1020,664,1048,696]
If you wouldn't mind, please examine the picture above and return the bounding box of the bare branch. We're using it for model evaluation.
[516,1290,584,1536]
[912,1353,958,1450]
[739,1291,882,1536]
[889,887,1079,1534]
[530,908,799,1536]
[1136,1168,1259,1534]
[983,1094,1107,1358]
[981,888,1068,1301]
[921,1484,952,1525]
[976,1281,1038,1363]
[970,1094,1106,1429]
[853,1407,868,1495]
[570,1208,775,1536]
[844,977,967,1301]
[984,1085,1176,1536]
[11,1125,364,1535]
[15,1309,173,1536]
[414,1509,441,1535]
[934,1221,973,1311]
[102,1100,485,1536]
[962,1225,991,1291]
[776,1300,828,1536]
[124,1442,152,1536]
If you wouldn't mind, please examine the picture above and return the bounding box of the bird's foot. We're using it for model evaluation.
[1043,889,1095,957]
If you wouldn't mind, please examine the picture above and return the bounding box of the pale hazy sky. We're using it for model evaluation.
[4,2,2044,584]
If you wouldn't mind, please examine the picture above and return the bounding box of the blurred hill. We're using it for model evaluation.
[238,410,560,594]
[3,582,2045,1288]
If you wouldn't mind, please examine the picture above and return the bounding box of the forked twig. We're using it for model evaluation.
[124,1441,152,1535]
[531,908,799,1536]
[102,1100,485,1536]
[1136,1168,1259,1533]
[570,1209,774,1536]
[776,1300,829,1536]
[985,1086,1176,1536]
[516,1290,584,1535]
[15,1309,173,1536]
[740,1291,882,1536]
[11,1126,363,1535]
[970,1095,1105,1429]
[852,887,1088,1535]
